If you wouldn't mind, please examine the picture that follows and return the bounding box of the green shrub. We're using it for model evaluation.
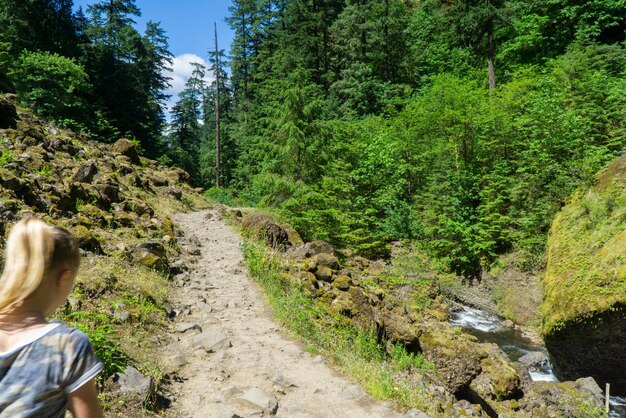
[65,311,128,379]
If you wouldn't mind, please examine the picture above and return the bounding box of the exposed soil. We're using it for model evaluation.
[163,209,419,418]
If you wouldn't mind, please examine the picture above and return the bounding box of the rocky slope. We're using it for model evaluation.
[0,93,209,414]
[543,154,626,395]
[236,211,606,417]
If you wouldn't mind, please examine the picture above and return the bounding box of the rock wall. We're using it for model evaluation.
[543,154,626,395]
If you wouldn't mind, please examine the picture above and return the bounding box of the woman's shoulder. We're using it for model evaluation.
[43,321,91,348]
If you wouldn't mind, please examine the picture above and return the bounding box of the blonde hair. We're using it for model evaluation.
[0,217,80,311]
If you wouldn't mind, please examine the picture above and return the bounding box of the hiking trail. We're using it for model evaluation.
[162,209,422,417]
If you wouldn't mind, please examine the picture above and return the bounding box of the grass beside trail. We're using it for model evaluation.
[241,240,437,413]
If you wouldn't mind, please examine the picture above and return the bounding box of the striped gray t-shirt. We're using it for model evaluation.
[0,322,103,417]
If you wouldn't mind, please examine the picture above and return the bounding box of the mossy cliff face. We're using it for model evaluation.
[543,154,626,394]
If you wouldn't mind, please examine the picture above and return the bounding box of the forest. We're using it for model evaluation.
[1,0,625,279]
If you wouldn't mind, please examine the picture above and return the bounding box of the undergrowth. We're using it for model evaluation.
[241,240,436,412]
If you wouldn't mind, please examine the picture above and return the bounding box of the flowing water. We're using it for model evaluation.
[449,304,626,417]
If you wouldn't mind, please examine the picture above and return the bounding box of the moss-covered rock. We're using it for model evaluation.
[315,253,340,270]
[111,138,141,165]
[332,275,352,291]
[242,212,290,249]
[518,380,605,417]
[313,265,333,282]
[419,321,487,394]
[543,154,626,393]
[73,225,104,254]
[470,355,521,401]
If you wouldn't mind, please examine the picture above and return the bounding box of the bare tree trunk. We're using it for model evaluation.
[214,22,221,187]
[488,16,496,90]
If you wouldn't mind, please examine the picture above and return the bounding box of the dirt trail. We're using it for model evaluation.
[163,209,418,418]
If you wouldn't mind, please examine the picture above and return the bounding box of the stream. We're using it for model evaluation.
[449,304,626,417]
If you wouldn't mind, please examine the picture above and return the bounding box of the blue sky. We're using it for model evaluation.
[73,0,235,110]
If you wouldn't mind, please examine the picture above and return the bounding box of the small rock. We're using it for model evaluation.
[271,373,297,389]
[175,322,202,333]
[71,162,98,184]
[115,366,153,402]
[222,385,240,397]
[210,406,242,418]
[518,351,549,372]
[312,355,325,364]
[192,329,231,352]
[239,387,278,415]
[113,310,130,322]
[339,384,364,400]
[403,409,430,418]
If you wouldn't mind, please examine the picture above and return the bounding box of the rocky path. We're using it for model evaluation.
[163,209,414,418]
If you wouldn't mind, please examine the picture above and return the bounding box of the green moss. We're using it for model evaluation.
[543,155,626,335]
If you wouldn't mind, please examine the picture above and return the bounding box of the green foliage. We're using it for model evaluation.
[0,149,13,166]
[111,295,163,324]
[36,166,53,177]
[65,311,128,379]
[203,187,236,206]
[8,50,91,130]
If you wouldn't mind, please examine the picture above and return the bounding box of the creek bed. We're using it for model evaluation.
[449,304,626,417]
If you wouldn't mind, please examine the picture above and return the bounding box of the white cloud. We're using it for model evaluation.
[162,53,215,120]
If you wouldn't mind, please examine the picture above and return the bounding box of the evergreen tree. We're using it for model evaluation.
[85,0,172,155]
[0,0,84,59]
[168,63,206,182]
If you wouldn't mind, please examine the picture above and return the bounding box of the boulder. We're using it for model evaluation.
[300,271,318,293]
[111,138,141,165]
[575,377,604,406]
[418,321,486,394]
[375,309,421,350]
[463,352,522,416]
[287,240,334,260]
[94,183,121,205]
[284,225,303,245]
[333,275,352,291]
[313,266,333,282]
[169,167,191,184]
[167,186,182,200]
[316,253,340,270]
[242,212,289,250]
[131,241,168,272]
[330,287,375,329]
[519,380,605,416]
